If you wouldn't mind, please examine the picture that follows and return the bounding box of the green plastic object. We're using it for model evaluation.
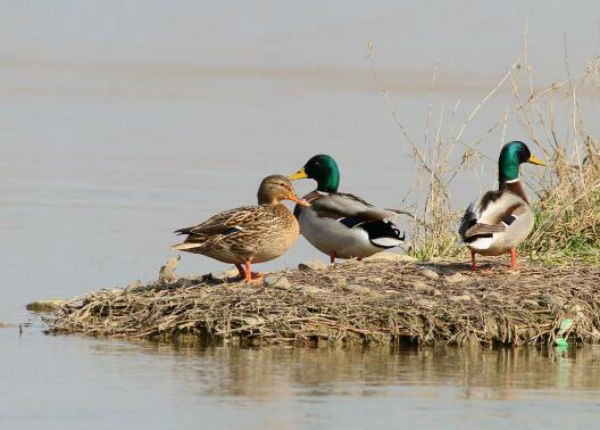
[555,318,573,347]
[555,338,569,348]
[558,318,573,334]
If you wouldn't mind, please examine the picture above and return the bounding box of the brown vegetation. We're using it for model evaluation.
[369,36,600,262]
[45,255,600,347]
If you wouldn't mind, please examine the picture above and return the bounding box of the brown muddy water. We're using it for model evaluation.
[1,1,600,428]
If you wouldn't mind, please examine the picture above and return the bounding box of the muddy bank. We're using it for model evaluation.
[42,254,600,347]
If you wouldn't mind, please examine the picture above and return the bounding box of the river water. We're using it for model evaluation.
[1,1,599,428]
[3,330,600,429]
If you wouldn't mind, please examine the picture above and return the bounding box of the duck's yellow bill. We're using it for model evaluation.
[528,154,545,166]
[293,197,311,207]
[289,167,308,181]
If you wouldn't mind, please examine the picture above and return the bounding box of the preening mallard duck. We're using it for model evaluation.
[172,175,309,282]
[458,141,545,271]
[289,154,405,263]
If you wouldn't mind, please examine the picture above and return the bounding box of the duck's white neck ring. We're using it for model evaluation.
[503,178,520,184]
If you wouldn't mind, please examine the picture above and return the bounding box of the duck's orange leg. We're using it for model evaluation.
[235,263,246,280]
[471,250,494,273]
[244,260,264,282]
[329,252,336,264]
[510,248,518,270]
[471,250,477,271]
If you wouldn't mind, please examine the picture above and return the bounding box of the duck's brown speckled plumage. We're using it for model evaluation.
[172,175,305,281]
[174,202,299,264]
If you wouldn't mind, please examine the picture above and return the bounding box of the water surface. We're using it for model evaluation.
[1,1,600,428]
[2,328,600,430]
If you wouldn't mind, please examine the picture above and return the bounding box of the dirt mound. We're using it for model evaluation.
[44,255,600,347]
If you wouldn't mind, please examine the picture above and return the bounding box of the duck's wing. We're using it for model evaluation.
[172,205,271,250]
[174,206,254,235]
[310,192,392,221]
[459,190,527,242]
[307,192,405,247]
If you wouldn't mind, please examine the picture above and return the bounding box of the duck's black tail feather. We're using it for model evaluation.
[362,220,405,248]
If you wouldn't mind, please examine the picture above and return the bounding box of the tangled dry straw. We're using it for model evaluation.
[46,255,600,348]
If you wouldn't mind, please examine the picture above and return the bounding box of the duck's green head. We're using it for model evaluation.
[498,141,545,183]
[289,154,340,193]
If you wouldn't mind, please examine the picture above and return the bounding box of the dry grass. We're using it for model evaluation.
[369,32,600,262]
[45,255,600,347]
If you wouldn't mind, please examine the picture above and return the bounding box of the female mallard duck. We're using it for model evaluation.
[288,154,405,263]
[172,175,309,282]
[458,141,545,271]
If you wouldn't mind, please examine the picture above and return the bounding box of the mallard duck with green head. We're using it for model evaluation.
[288,154,405,263]
[172,175,309,282]
[458,141,545,271]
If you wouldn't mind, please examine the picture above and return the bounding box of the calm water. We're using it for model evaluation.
[3,328,600,429]
[1,1,600,428]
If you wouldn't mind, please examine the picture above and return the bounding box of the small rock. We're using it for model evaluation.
[449,294,472,303]
[539,293,566,307]
[329,276,347,287]
[298,260,328,271]
[481,291,502,300]
[175,278,195,288]
[343,284,376,295]
[125,280,143,291]
[412,280,430,291]
[159,255,180,283]
[414,298,437,308]
[419,268,440,280]
[300,285,326,295]
[241,316,265,326]
[26,299,65,313]
[445,273,467,284]
[363,253,418,263]
[212,267,241,281]
[520,299,539,307]
[411,281,438,296]
[263,275,291,289]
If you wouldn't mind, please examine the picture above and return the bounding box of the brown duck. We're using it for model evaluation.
[172,175,309,282]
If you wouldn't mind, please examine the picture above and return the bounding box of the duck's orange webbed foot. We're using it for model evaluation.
[470,250,494,274]
[241,261,264,283]
[249,272,264,282]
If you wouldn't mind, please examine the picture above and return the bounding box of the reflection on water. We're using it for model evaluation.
[2,326,600,429]
[124,342,600,397]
